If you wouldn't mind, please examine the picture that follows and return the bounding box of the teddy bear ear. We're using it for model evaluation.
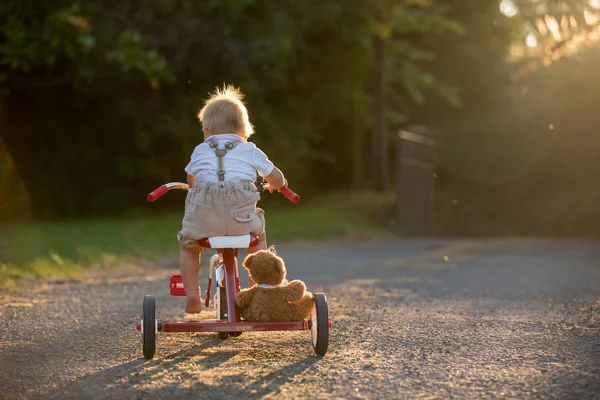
[243,253,255,269]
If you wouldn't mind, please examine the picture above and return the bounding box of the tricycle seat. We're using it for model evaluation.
[199,234,259,249]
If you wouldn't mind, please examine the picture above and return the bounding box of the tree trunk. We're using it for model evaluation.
[371,34,389,192]
[352,85,365,189]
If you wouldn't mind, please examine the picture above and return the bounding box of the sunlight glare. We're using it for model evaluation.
[526,34,538,48]
[570,16,578,29]
[537,19,548,36]
[560,15,570,33]
[584,9,599,25]
[500,0,518,17]
[544,15,563,41]
[589,0,600,10]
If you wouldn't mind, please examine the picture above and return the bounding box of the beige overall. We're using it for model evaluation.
[178,139,265,251]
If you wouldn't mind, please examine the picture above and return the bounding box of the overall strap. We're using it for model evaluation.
[206,140,242,181]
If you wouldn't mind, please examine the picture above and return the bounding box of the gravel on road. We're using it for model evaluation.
[1,238,599,399]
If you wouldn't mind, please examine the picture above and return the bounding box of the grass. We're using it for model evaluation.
[0,191,393,287]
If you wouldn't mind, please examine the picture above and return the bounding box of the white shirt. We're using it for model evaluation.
[184,134,274,182]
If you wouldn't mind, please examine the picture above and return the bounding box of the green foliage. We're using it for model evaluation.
[0,1,173,93]
[371,0,465,123]
[2,0,594,236]
[0,0,461,218]
[0,4,93,71]
[108,31,173,90]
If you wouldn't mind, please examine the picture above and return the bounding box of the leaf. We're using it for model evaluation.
[368,19,393,39]
[149,78,160,91]
[387,109,410,125]
[79,35,95,50]
[404,80,427,104]
[109,31,174,88]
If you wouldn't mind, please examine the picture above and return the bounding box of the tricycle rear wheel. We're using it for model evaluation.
[310,293,329,356]
[218,331,229,340]
[142,295,156,359]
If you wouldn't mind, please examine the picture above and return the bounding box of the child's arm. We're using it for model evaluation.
[251,145,286,191]
[187,174,195,187]
[263,167,286,192]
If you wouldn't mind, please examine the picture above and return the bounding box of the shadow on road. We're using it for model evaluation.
[128,355,320,399]
[38,342,318,400]
[36,337,236,399]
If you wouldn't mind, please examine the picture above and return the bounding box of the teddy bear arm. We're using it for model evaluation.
[281,280,306,301]
[291,294,315,320]
[235,287,255,308]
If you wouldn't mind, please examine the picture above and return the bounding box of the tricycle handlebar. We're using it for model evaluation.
[147,182,190,202]
[147,185,169,202]
[147,182,300,204]
[278,186,300,204]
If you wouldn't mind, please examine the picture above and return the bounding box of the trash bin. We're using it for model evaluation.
[394,125,436,236]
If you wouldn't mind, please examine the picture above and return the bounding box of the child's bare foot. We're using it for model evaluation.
[185,296,203,314]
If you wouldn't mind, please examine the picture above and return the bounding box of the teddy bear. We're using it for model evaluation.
[235,248,314,322]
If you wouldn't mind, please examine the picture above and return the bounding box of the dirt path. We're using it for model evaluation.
[1,238,599,399]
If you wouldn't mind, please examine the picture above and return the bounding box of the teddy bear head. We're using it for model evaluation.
[243,247,286,286]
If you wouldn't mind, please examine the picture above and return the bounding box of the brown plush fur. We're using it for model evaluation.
[236,248,314,322]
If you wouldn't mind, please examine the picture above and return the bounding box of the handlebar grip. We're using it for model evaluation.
[147,185,169,202]
[279,186,300,204]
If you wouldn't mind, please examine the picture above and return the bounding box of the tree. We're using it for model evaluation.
[366,0,462,191]
[0,0,175,217]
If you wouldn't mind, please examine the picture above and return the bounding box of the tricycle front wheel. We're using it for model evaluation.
[142,295,157,359]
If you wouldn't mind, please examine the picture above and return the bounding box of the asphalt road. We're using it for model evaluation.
[1,238,599,399]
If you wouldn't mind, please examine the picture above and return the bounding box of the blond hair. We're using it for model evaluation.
[197,85,254,138]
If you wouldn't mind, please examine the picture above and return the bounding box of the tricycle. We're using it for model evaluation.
[137,180,331,358]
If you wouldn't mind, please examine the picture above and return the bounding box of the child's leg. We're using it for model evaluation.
[179,245,203,313]
[246,231,267,286]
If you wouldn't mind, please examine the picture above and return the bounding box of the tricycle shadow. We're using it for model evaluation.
[35,339,235,400]
[129,355,319,399]
[38,342,319,399]
[230,355,320,396]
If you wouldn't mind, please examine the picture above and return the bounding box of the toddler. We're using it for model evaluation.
[178,85,286,314]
